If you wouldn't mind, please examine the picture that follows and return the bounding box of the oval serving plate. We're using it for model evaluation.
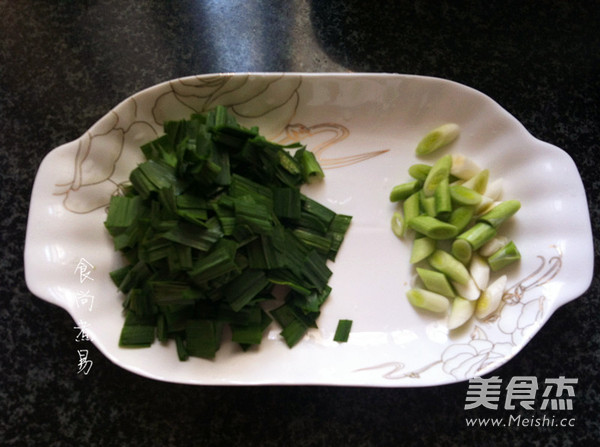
[24,73,593,386]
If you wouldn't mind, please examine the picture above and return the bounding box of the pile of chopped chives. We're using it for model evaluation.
[105,106,352,359]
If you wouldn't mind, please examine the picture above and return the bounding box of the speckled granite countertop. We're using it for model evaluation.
[2,1,598,445]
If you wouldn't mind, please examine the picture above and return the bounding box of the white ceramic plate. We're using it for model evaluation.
[25,73,593,386]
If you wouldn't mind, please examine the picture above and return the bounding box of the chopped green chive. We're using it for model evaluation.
[295,148,325,183]
[333,319,353,342]
[185,319,222,359]
[104,195,143,233]
[231,307,272,346]
[105,106,352,360]
[175,333,189,361]
[118,312,156,348]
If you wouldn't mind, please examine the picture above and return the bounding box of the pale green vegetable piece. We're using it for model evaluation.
[415,123,460,156]
[416,267,455,298]
[451,238,472,264]
[410,237,436,264]
[475,196,495,214]
[406,288,450,313]
[485,178,503,201]
[449,185,482,206]
[434,177,452,217]
[462,169,489,195]
[450,154,481,180]
[451,277,481,301]
[448,296,476,330]
[390,180,420,202]
[457,221,497,250]
[422,154,452,197]
[449,206,475,233]
[488,241,521,271]
[469,253,490,291]
[403,192,420,227]
[419,191,437,217]
[475,275,507,319]
[479,236,508,257]
[408,163,432,181]
[408,215,458,240]
[479,200,521,228]
[391,212,405,238]
[428,249,470,284]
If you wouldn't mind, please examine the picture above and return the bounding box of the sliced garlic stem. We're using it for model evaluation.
[452,276,481,301]
[485,178,503,201]
[406,288,450,313]
[475,196,496,215]
[479,236,509,257]
[448,296,476,330]
[462,169,489,194]
[415,123,461,156]
[469,253,490,290]
[391,212,405,238]
[450,154,481,180]
[475,275,507,319]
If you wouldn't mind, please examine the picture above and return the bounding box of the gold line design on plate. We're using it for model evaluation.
[278,123,389,168]
[355,248,562,381]
[53,74,388,214]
